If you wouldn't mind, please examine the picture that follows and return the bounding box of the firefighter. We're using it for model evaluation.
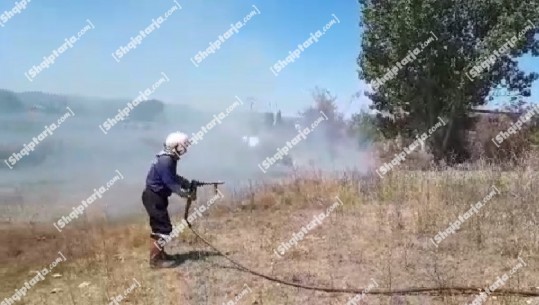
[142,132,196,268]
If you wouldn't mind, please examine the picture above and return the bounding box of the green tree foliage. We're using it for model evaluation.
[300,88,347,159]
[348,111,383,147]
[301,87,340,122]
[358,0,539,162]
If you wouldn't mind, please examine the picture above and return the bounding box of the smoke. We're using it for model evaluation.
[0,97,374,221]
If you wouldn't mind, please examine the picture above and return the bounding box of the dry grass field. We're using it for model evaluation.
[1,168,539,305]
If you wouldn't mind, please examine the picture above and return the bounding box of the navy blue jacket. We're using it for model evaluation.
[145,153,190,197]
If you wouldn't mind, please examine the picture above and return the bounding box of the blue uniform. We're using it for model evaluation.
[145,153,190,197]
[143,152,190,236]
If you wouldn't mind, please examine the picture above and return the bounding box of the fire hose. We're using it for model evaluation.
[183,183,539,297]
[183,180,224,227]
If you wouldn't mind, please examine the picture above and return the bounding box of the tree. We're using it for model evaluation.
[349,111,383,147]
[300,87,340,122]
[300,87,347,159]
[358,0,539,163]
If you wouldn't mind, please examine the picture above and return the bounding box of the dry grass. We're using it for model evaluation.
[1,168,539,305]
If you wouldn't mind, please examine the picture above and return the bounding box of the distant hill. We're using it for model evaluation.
[0,89,25,113]
[0,89,297,127]
[0,89,171,121]
[17,91,69,113]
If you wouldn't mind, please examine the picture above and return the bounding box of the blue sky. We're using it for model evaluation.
[0,0,537,116]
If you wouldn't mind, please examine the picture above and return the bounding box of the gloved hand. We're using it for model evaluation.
[178,190,197,200]
[177,175,190,189]
[178,190,190,198]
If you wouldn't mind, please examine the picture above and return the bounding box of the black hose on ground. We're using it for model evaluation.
[188,227,539,297]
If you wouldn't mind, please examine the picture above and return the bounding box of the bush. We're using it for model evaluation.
[468,114,532,166]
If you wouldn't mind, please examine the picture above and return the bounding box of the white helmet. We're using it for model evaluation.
[164,132,191,156]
